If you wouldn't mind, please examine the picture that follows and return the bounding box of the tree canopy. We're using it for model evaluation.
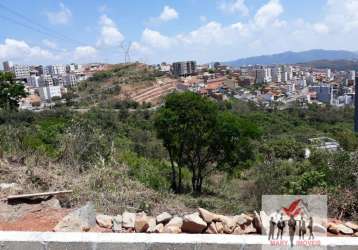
[0,72,27,110]
[154,92,261,193]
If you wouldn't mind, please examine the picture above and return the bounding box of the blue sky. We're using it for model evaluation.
[0,0,356,65]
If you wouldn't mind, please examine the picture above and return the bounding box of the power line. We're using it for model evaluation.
[0,2,86,46]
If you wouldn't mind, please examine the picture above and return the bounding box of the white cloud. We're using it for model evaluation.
[313,23,329,34]
[97,15,124,47]
[74,46,97,60]
[219,0,249,16]
[0,38,54,62]
[148,5,178,24]
[141,28,172,49]
[46,2,72,25]
[158,6,179,22]
[254,0,283,28]
[42,39,57,49]
[324,0,358,32]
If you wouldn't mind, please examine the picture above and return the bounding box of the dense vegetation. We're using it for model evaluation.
[0,72,357,219]
[0,72,27,110]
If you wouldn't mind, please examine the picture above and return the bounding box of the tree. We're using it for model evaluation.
[0,72,27,110]
[154,92,260,193]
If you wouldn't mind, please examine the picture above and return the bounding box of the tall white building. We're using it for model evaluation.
[349,70,355,81]
[272,66,282,82]
[255,68,271,84]
[326,68,332,79]
[63,74,77,86]
[47,64,66,75]
[11,64,30,79]
[27,75,40,87]
[38,85,62,101]
[39,75,53,86]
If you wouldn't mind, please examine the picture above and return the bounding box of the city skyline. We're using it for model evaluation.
[1,0,358,65]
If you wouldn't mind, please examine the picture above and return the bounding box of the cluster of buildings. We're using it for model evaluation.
[2,61,107,109]
[168,60,357,110]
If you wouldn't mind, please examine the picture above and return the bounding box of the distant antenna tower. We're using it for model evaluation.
[120,41,132,64]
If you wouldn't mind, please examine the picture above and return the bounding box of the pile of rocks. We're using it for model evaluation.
[54,205,258,234]
[328,220,358,237]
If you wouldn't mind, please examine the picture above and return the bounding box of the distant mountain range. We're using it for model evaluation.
[225,49,358,67]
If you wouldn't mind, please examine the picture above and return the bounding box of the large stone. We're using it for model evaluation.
[345,222,358,231]
[253,211,262,234]
[337,224,354,235]
[328,223,353,235]
[234,214,252,226]
[135,212,150,232]
[215,222,224,234]
[154,223,164,233]
[218,215,236,234]
[163,216,183,234]
[182,212,207,233]
[122,212,136,228]
[205,223,218,234]
[156,212,172,224]
[96,214,113,229]
[53,202,96,232]
[233,226,245,235]
[259,211,270,235]
[198,208,219,223]
[243,223,257,234]
[146,217,156,233]
[112,215,122,232]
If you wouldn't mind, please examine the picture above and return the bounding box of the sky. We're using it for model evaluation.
[0,0,357,66]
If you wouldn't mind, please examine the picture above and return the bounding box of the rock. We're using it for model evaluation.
[163,216,183,233]
[233,225,245,235]
[243,223,257,234]
[146,217,156,233]
[328,223,339,234]
[259,211,270,235]
[328,223,353,235]
[345,222,358,231]
[234,214,252,226]
[122,212,136,228]
[253,211,262,234]
[337,224,354,235]
[205,223,218,234]
[182,212,207,233]
[112,215,122,232]
[215,222,224,234]
[218,215,236,234]
[96,214,113,229]
[53,202,96,232]
[198,208,219,223]
[154,223,164,233]
[135,212,150,232]
[156,212,172,224]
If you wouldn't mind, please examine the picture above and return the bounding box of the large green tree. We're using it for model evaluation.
[0,72,27,110]
[155,92,260,193]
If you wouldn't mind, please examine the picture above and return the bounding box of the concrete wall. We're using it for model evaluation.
[0,232,357,250]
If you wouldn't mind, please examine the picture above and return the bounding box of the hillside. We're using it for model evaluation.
[225,49,358,67]
[297,59,358,71]
[70,63,176,107]
[0,100,357,220]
